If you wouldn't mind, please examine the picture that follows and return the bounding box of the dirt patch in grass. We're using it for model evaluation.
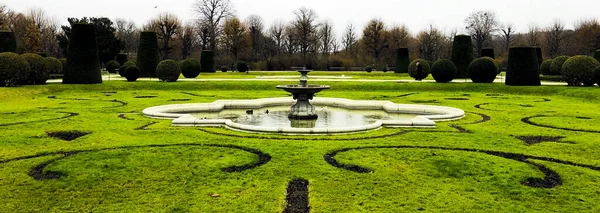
[169,99,192,102]
[134,96,157,99]
[486,94,503,97]
[283,179,310,213]
[445,98,469,101]
[411,100,440,104]
[47,131,90,141]
[117,114,135,120]
[135,122,159,130]
[515,136,572,145]
[397,93,418,98]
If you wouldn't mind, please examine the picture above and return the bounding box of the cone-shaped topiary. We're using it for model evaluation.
[394,48,410,73]
[593,50,600,63]
[506,47,540,86]
[481,48,495,58]
[136,32,160,77]
[0,52,30,87]
[125,65,141,82]
[550,56,569,76]
[535,47,543,66]
[468,57,498,83]
[431,59,457,83]
[0,31,17,53]
[63,23,102,84]
[45,57,63,76]
[59,58,67,74]
[540,59,553,75]
[561,55,600,86]
[106,60,120,73]
[236,61,248,73]
[180,58,201,78]
[21,53,49,85]
[156,59,181,82]
[116,53,128,67]
[200,50,215,73]
[408,59,431,80]
[451,35,475,78]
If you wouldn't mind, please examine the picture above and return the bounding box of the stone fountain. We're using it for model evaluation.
[276,70,330,120]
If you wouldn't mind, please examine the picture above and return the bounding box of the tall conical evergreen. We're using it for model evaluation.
[63,23,102,84]
[535,47,543,66]
[394,48,410,73]
[0,31,17,53]
[506,47,540,86]
[116,53,128,66]
[480,48,495,59]
[451,35,475,78]
[200,50,216,73]
[594,49,600,63]
[136,32,160,77]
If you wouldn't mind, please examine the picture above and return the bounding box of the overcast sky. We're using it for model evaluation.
[3,0,599,36]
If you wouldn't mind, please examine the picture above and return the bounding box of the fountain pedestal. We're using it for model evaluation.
[276,70,330,120]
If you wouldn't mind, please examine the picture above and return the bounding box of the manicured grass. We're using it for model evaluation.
[1,75,600,212]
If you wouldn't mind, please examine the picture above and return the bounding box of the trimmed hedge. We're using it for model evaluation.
[0,52,30,87]
[236,61,248,73]
[125,65,141,82]
[200,50,216,73]
[540,59,553,75]
[431,59,457,83]
[468,57,498,83]
[106,60,120,73]
[220,65,228,72]
[394,48,410,73]
[0,31,17,53]
[408,59,431,80]
[136,32,160,77]
[116,53,128,67]
[156,59,181,82]
[535,47,543,66]
[45,57,63,75]
[549,56,569,76]
[561,55,600,86]
[481,48,495,58]
[506,47,540,86]
[63,23,102,84]
[21,53,49,85]
[180,58,201,78]
[366,65,373,73]
[451,35,475,78]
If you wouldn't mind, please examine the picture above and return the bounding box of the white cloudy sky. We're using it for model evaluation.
[3,0,599,36]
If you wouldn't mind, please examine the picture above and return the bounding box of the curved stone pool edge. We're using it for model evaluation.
[142,97,465,134]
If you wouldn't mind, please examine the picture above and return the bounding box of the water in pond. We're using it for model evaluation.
[191,106,417,128]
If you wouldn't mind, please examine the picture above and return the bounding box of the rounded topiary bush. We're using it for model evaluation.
[119,61,136,77]
[64,23,102,84]
[220,65,228,72]
[136,32,160,77]
[106,60,120,73]
[408,59,431,80]
[394,48,410,74]
[451,35,475,78]
[21,53,48,85]
[481,48,495,58]
[540,59,553,75]
[0,31,17,53]
[180,58,201,78]
[116,53,128,67]
[382,67,388,73]
[550,56,569,76]
[236,61,248,73]
[45,57,63,76]
[506,47,540,86]
[561,55,600,86]
[125,65,141,82]
[431,59,457,83]
[200,50,215,73]
[0,52,30,87]
[156,59,181,82]
[365,65,373,73]
[468,57,497,83]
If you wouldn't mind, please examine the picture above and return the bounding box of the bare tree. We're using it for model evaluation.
[115,18,139,54]
[283,24,297,54]
[573,18,600,55]
[546,19,565,58]
[292,7,319,65]
[387,25,410,49]
[268,20,285,54]
[500,23,515,54]
[179,22,198,59]
[465,10,499,56]
[245,14,264,62]
[25,8,48,34]
[222,17,248,61]
[342,23,357,53]
[147,13,181,59]
[193,0,232,51]
[362,18,388,68]
[417,25,445,61]
[527,23,541,46]
[0,5,15,30]
[331,37,340,55]
[319,20,334,55]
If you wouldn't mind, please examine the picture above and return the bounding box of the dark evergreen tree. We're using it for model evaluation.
[63,23,102,84]
[480,48,495,59]
[0,31,17,53]
[394,48,410,73]
[451,35,475,78]
[116,53,128,67]
[468,57,498,83]
[57,17,122,65]
[431,59,457,83]
[200,50,216,73]
[136,32,160,77]
[506,47,540,86]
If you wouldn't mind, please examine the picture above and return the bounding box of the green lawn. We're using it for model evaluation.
[1,77,599,212]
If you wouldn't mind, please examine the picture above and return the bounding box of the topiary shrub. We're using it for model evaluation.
[468,57,498,83]
[408,59,431,80]
[561,55,600,86]
[179,58,201,78]
[59,58,67,74]
[535,47,543,66]
[481,48,495,58]
[595,66,600,86]
[431,59,457,83]
[21,53,48,85]
[549,56,569,76]
[200,50,216,73]
[156,59,181,82]
[116,53,128,67]
[451,35,475,78]
[118,61,136,77]
[382,67,388,73]
[236,61,248,73]
[0,52,30,87]
[594,49,600,63]
[106,60,120,73]
[125,65,141,82]
[394,48,410,74]
[540,59,553,75]
[136,32,160,77]
[45,57,63,76]
[63,23,102,84]
[220,65,228,72]
[0,31,17,53]
[365,65,373,73]
[506,47,540,86]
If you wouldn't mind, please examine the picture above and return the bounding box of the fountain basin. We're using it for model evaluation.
[143,97,465,134]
